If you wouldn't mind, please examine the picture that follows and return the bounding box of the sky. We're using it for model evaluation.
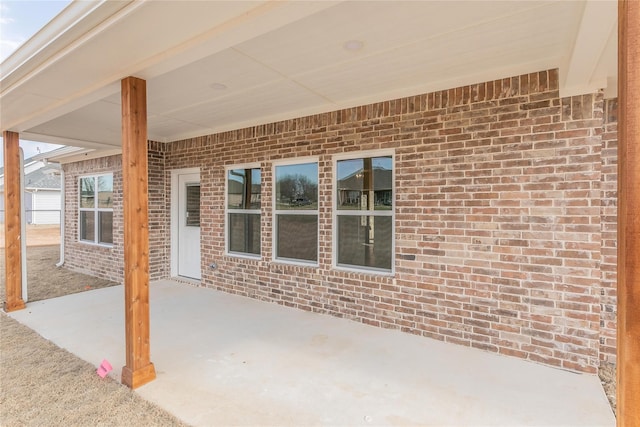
[0,0,72,165]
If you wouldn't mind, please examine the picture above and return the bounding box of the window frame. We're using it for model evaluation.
[225,163,262,259]
[272,157,320,267]
[333,149,395,275]
[77,173,114,247]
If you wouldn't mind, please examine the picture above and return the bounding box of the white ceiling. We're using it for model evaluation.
[0,0,618,151]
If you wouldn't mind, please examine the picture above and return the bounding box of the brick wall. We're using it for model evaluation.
[148,141,169,280]
[62,155,124,282]
[600,99,618,363]
[63,69,618,373]
[62,144,167,282]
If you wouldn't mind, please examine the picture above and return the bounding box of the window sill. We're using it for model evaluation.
[77,240,114,249]
[272,258,319,268]
[333,264,394,277]
[225,252,262,261]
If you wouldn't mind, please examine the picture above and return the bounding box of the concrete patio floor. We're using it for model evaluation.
[9,280,614,426]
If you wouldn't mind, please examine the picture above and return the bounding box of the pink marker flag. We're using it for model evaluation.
[97,359,113,378]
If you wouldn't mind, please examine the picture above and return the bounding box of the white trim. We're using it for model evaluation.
[170,167,200,277]
[274,209,318,215]
[225,163,261,258]
[332,265,396,277]
[332,149,395,275]
[2,1,141,96]
[224,251,261,262]
[272,158,319,266]
[56,168,65,267]
[271,258,320,269]
[271,155,319,167]
[225,162,261,172]
[332,148,394,161]
[336,209,392,217]
[560,0,617,99]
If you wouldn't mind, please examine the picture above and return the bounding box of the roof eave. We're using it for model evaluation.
[0,1,133,91]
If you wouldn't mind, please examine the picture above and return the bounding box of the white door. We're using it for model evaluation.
[178,173,201,279]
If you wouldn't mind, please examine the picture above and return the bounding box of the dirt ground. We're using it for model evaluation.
[0,246,118,303]
[0,223,61,248]
[0,224,116,302]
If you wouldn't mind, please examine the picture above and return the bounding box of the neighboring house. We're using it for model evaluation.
[337,165,393,209]
[0,158,61,224]
[3,0,634,396]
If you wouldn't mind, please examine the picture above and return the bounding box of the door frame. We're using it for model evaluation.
[170,167,200,278]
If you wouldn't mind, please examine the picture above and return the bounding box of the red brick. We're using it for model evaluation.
[61,70,615,374]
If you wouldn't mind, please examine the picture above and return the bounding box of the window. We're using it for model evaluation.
[274,160,318,263]
[335,154,393,272]
[185,184,200,227]
[227,166,261,256]
[79,174,113,245]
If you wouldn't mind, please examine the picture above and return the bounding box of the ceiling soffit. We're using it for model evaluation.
[0,0,618,148]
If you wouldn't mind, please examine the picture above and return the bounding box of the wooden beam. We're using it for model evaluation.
[617,1,640,425]
[2,131,26,312]
[120,76,155,389]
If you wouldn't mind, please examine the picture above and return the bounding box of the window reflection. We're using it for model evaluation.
[275,163,318,210]
[336,155,393,271]
[337,156,392,211]
[228,168,261,210]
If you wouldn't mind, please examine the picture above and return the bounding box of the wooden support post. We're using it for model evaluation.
[120,76,156,388]
[617,0,640,425]
[2,131,26,312]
